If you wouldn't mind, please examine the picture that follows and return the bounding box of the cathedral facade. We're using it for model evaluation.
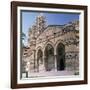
[22,14,79,75]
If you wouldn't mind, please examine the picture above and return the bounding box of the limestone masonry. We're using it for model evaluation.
[21,13,79,77]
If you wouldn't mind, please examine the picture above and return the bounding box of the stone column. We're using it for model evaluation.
[37,58,39,72]
[42,56,45,71]
[36,51,39,72]
[54,55,57,72]
[33,50,36,72]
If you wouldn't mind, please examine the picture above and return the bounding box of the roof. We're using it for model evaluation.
[45,24,65,30]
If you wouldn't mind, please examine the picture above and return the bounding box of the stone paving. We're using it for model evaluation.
[28,70,75,78]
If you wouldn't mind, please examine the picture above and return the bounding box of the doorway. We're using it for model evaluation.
[56,43,65,70]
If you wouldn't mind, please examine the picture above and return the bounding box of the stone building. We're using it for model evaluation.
[22,13,79,75]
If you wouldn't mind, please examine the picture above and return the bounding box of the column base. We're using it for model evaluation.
[54,68,57,72]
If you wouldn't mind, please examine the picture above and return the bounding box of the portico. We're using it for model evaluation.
[34,42,65,72]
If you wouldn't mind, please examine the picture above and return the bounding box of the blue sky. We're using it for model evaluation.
[21,11,79,45]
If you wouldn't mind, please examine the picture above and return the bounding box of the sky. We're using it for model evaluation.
[21,11,80,46]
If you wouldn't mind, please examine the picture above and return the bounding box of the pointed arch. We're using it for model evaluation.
[37,49,43,72]
[44,44,54,71]
[56,43,65,70]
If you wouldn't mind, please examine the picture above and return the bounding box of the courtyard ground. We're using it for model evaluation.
[28,70,76,78]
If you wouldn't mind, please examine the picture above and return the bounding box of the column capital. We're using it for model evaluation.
[54,54,57,57]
